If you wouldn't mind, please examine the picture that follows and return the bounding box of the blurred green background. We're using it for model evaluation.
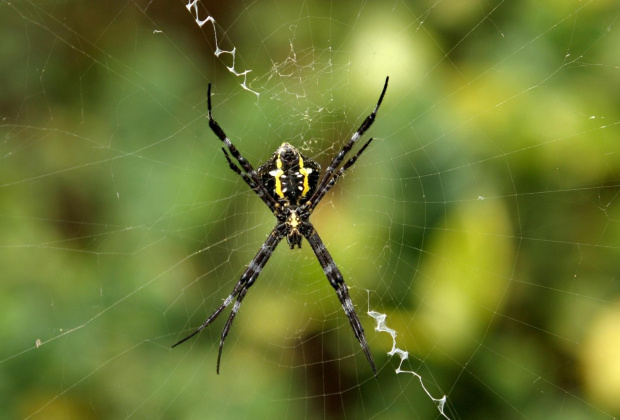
[1,0,619,418]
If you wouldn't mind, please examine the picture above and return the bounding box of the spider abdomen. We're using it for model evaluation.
[258,142,320,206]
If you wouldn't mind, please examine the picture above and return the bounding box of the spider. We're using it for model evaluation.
[173,77,389,377]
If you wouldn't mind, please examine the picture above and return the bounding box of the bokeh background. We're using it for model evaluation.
[1,0,619,418]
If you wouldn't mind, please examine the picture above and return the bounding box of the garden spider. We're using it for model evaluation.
[173,77,389,377]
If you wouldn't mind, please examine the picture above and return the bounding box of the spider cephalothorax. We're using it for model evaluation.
[173,77,389,377]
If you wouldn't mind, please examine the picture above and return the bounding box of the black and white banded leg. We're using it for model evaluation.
[172,230,282,373]
[207,84,279,213]
[307,76,389,212]
[303,224,377,376]
[309,137,375,208]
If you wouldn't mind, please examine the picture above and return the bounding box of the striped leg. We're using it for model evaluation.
[303,224,377,376]
[172,229,282,374]
[207,84,279,212]
[221,147,278,211]
[308,137,374,210]
[308,76,388,210]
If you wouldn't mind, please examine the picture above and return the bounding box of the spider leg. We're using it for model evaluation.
[302,223,377,377]
[308,76,388,208]
[221,147,278,208]
[207,84,279,212]
[172,229,282,374]
[221,148,258,189]
[308,137,374,209]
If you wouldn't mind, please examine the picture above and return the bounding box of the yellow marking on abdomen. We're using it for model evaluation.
[269,154,285,198]
[298,157,313,197]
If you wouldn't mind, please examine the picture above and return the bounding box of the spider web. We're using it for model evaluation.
[2,0,620,418]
